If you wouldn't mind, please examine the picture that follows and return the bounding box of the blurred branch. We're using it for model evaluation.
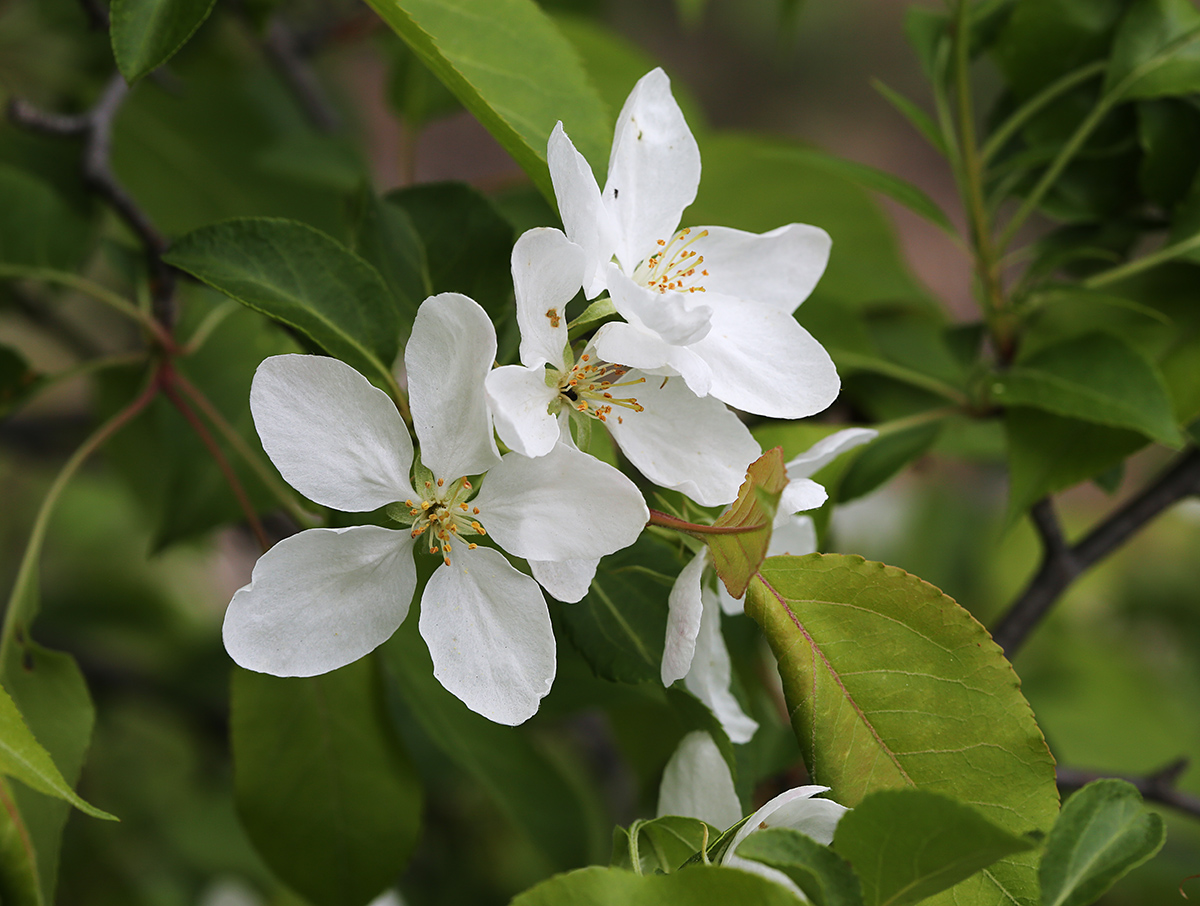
[262,17,341,133]
[993,447,1200,657]
[1058,759,1200,821]
[7,74,178,332]
[5,284,105,358]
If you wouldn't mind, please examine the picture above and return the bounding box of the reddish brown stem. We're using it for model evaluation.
[647,509,767,535]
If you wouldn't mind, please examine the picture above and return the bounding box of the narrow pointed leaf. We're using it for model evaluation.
[363,0,611,200]
[745,553,1059,906]
[111,0,218,83]
[1039,779,1165,906]
[705,447,787,599]
[832,789,1037,906]
[0,686,114,820]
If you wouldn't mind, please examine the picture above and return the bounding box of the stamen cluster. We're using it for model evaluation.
[557,353,646,424]
[636,228,710,294]
[406,476,486,565]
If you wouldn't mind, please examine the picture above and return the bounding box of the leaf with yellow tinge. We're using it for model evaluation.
[744,553,1059,906]
[706,447,787,599]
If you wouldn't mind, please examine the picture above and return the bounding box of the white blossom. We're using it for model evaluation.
[223,293,649,726]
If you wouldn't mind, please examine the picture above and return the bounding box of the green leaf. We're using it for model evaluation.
[744,554,1059,906]
[0,164,90,270]
[111,0,218,82]
[687,134,931,311]
[992,0,1125,99]
[1005,408,1147,519]
[872,80,946,155]
[705,448,788,599]
[0,345,40,419]
[992,332,1183,446]
[363,0,611,199]
[1040,780,1165,906]
[510,864,808,906]
[350,189,430,327]
[0,685,114,820]
[832,789,1036,906]
[1107,0,1200,100]
[838,422,942,502]
[164,217,401,391]
[1137,99,1200,208]
[737,828,864,906]
[231,658,422,906]
[614,815,716,874]
[385,38,462,130]
[380,621,598,871]
[559,534,676,685]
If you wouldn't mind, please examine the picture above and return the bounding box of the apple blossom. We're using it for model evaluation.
[541,67,840,419]
[222,293,649,726]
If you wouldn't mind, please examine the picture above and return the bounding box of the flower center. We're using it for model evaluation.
[634,227,709,294]
[406,477,486,566]
[557,353,645,425]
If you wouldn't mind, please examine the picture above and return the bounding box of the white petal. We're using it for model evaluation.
[767,515,818,558]
[661,549,707,686]
[687,224,831,314]
[723,786,846,887]
[607,264,712,346]
[656,730,742,830]
[684,588,759,744]
[785,427,878,479]
[223,526,416,676]
[603,68,700,275]
[512,227,581,369]
[548,123,617,298]
[250,354,415,511]
[529,557,599,603]
[607,372,760,507]
[592,321,712,398]
[485,365,561,458]
[407,293,501,479]
[419,546,555,725]
[474,444,647,560]
[690,296,840,418]
[777,477,828,516]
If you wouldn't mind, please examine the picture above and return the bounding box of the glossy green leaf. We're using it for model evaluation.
[0,164,90,270]
[164,218,401,388]
[992,333,1183,446]
[1107,0,1200,100]
[737,828,864,906]
[745,554,1059,906]
[363,0,611,199]
[510,864,807,906]
[0,685,113,820]
[111,0,217,82]
[1040,780,1165,906]
[231,659,422,906]
[612,815,716,874]
[350,190,429,327]
[1005,408,1147,519]
[705,448,787,600]
[380,621,597,871]
[832,789,1036,906]
[687,134,931,311]
[560,534,676,685]
[0,345,40,419]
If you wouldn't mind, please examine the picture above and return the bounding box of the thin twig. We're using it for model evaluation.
[7,74,178,331]
[992,448,1200,656]
[1057,759,1200,821]
[263,18,341,133]
[4,284,105,358]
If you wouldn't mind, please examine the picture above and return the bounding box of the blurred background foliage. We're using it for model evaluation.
[1,0,1199,903]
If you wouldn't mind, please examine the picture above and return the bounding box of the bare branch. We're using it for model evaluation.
[7,74,178,332]
[263,18,341,134]
[993,448,1200,657]
[1057,759,1200,821]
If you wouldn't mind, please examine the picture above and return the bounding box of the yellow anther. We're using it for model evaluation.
[437,478,444,487]
[473,507,480,514]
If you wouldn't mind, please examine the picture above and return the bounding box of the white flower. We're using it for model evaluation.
[657,731,848,900]
[485,228,761,508]
[542,67,840,419]
[661,429,877,744]
[222,293,649,726]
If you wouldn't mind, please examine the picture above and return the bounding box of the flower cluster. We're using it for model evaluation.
[222,67,868,731]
